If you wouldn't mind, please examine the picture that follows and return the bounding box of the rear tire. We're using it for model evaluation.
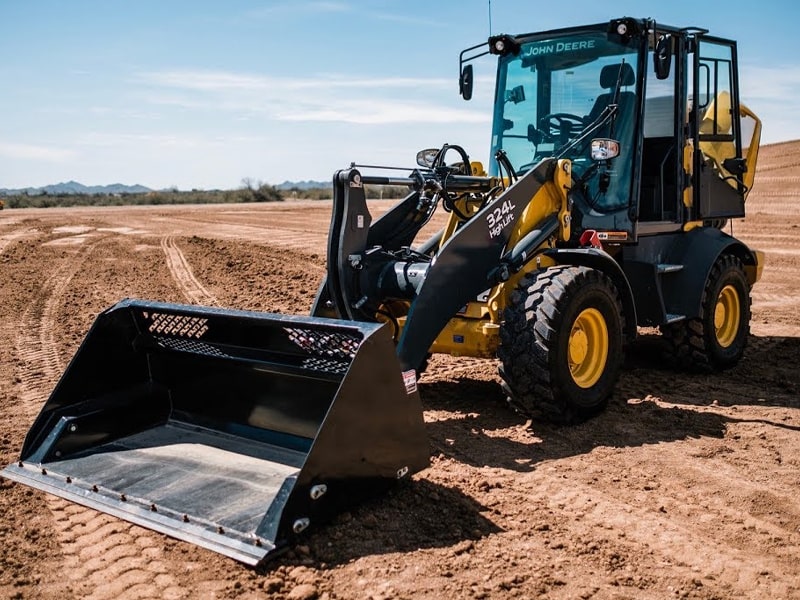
[661,254,750,371]
[498,266,624,424]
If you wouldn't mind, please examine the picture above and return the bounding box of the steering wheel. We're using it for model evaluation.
[538,113,585,143]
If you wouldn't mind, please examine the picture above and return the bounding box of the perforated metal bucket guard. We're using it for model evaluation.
[2,299,429,565]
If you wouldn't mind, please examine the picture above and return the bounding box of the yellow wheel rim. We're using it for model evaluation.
[568,308,609,389]
[714,284,740,348]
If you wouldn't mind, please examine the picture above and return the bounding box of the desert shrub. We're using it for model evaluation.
[0,186,286,208]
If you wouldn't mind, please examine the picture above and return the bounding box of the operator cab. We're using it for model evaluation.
[462,18,760,244]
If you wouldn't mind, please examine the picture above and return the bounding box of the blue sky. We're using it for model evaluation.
[1,1,798,190]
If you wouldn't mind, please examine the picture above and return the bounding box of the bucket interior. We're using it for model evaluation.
[5,300,386,564]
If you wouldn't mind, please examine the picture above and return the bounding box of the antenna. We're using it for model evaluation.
[488,0,492,36]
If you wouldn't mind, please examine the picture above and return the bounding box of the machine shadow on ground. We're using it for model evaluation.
[421,380,729,472]
[623,333,800,409]
[418,333,800,473]
[269,331,800,568]
[266,478,503,570]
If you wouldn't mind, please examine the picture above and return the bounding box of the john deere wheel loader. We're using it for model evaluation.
[2,18,762,564]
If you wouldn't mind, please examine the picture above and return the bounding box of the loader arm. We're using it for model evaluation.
[396,158,563,371]
[322,157,569,372]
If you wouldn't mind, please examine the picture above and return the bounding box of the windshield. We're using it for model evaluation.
[490,30,639,211]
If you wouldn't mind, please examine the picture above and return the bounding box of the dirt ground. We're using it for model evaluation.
[1,142,799,599]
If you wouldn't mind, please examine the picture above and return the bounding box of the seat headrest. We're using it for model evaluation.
[700,90,733,134]
[600,63,635,89]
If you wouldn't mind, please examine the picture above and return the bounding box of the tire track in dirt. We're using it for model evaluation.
[535,464,799,597]
[751,292,800,308]
[46,498,190,600]
[160,235,219,306]
[0,231,32,255]
[14,241,98,418]
[754,160,800,173]
[155,215,329,253]
[10,238,196,600]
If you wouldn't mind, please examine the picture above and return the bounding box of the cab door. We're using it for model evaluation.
[692,36,746,219]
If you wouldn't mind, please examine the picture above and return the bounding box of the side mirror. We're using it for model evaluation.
[654,35,672,80]
[416,148,439,168]
[460,64,473,100]
[590,138,620,161]
[504,85,525,104]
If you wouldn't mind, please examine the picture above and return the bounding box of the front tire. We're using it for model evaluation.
[498,266,624,424]
[662,254,750,370]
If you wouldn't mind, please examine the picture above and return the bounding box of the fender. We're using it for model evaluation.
[662,227,758,319]
[541,247,638,342]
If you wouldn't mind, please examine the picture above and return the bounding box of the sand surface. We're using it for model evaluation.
[1,143,799,599]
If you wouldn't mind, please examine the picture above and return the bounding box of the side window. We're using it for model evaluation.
[696,41,738,166]
[643,52,675,138]
[639,47,680,222]
[494,57,539,168]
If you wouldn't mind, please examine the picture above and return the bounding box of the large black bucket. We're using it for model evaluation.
[1,299,429,564]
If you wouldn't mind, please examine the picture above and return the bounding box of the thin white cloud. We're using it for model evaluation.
[738,63,800,142]
[310,1,350,11]
[276,99,489,124]
[243,1,351,19]
[739,63,800,100]
[361,10,442,28]
[306,75,452,90]
[135,68,486,125]
[137,69,450,92]
[244,1,439,27]
[141,71,271,91]
[0,141,76,162]
[76,132,224,149]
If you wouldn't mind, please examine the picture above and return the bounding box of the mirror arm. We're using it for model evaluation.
[459,42,490,100]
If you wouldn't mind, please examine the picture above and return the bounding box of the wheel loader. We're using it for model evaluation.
[2,18,763,565]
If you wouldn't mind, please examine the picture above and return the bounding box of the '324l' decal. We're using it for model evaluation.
[486,199,516,239]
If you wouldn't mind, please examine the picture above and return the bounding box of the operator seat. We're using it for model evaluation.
[698,90,738,188]
[586,62,636,133]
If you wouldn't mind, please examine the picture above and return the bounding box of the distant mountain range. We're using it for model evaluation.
[274,180,329,190]
[0,179,331,196]
[0,180,152,196]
